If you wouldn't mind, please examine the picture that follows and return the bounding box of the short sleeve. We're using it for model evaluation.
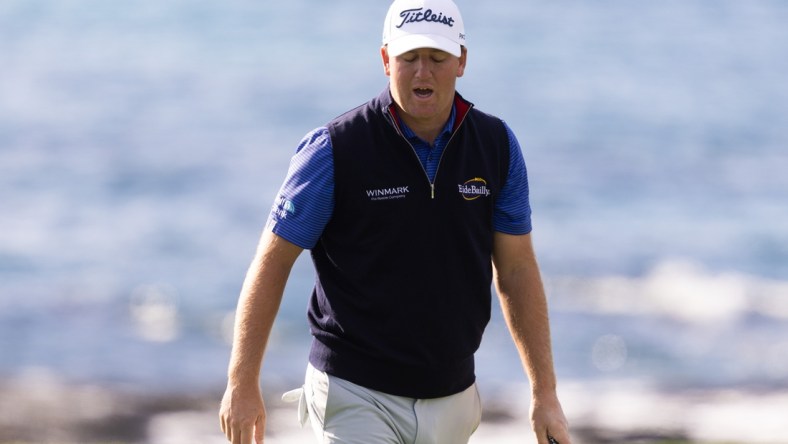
[492,122,532,235]
[266,127,335,249]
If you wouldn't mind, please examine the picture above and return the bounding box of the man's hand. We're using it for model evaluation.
[530,393,571,444]
[219,385,266,444]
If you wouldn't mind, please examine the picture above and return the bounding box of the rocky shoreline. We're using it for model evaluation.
[1,373,786,443]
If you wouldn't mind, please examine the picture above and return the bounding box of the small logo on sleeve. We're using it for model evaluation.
[458,177,491,200]
[273,195,296,219]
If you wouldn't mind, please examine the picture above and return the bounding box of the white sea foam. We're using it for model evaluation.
[550,259,788,324]
[559,380,788,443]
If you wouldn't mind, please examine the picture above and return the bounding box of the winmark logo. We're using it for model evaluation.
[366,186,410,201]
[458,177,491,200]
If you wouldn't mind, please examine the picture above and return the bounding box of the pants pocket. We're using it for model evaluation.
[281,387,308,427]
[304,364,331,436]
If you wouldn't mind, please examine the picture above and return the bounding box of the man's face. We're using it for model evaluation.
[382,46,467,128]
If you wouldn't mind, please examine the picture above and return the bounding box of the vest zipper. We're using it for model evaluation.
[431,108,471,199]
[387,105,473,200]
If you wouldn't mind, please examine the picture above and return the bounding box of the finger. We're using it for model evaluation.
[547,425,572,444]
[255,414,265,444]
[231,424,241,444]
[238,422,255,444]
[220,414,229,439]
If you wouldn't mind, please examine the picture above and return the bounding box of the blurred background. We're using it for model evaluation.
[1,0,787,443]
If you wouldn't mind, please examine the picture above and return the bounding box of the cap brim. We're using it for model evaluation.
[386,34,461,58]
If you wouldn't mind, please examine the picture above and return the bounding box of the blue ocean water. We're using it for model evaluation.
[1,0,787,393]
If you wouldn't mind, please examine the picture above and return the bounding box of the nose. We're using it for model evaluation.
[414,56,433,79]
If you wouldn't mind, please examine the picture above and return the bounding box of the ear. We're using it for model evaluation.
[456,46,468,78]
[381,46,392,77]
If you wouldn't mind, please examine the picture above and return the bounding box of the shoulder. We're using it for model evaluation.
[464,106,522,153]
[298,126,331,148]
[465,107,509,142]
[288,127,335,181]
[295,127,333,159]
[327,102,371,132]
[326,95,396,157]
[469,106,504,125]
[327,91,389,134]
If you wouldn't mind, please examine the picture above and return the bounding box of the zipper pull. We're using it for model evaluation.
[431,183,435,199]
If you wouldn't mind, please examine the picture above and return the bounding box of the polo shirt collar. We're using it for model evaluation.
[399,104,456,145]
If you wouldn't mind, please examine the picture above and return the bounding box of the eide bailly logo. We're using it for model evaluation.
[458,177,491,200]
[396,8,456,29]
[366,185,410,201]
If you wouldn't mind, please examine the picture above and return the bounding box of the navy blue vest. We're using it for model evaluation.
[308,88,511,398]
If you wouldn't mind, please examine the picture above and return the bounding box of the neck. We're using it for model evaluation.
[395,106,451,145]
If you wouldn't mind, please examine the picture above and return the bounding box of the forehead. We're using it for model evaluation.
[396,47,453,57]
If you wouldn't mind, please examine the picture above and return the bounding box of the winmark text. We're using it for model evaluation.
[366,186,410,201]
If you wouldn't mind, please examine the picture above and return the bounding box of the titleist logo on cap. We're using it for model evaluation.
[396,8,455,28]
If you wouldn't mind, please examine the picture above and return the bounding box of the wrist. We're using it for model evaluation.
[227,368,261,390]
[531,383,558,401]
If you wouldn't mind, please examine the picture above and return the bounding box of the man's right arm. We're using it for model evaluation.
[219,230,303,444]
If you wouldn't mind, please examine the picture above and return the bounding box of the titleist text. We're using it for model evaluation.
[396,8,455,28]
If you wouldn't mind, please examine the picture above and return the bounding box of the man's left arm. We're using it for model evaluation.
[492,231,571,444]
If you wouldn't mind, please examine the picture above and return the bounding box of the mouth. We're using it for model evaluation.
[413,87,434,98]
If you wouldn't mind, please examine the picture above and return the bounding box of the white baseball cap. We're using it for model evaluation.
[382,0,466,58]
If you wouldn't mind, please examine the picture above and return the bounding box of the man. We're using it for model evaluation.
[220,0,571,443]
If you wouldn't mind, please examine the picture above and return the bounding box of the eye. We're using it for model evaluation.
[400,52,418,62]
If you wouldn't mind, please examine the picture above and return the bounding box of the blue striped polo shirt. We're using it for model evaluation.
[267,105,532,249]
